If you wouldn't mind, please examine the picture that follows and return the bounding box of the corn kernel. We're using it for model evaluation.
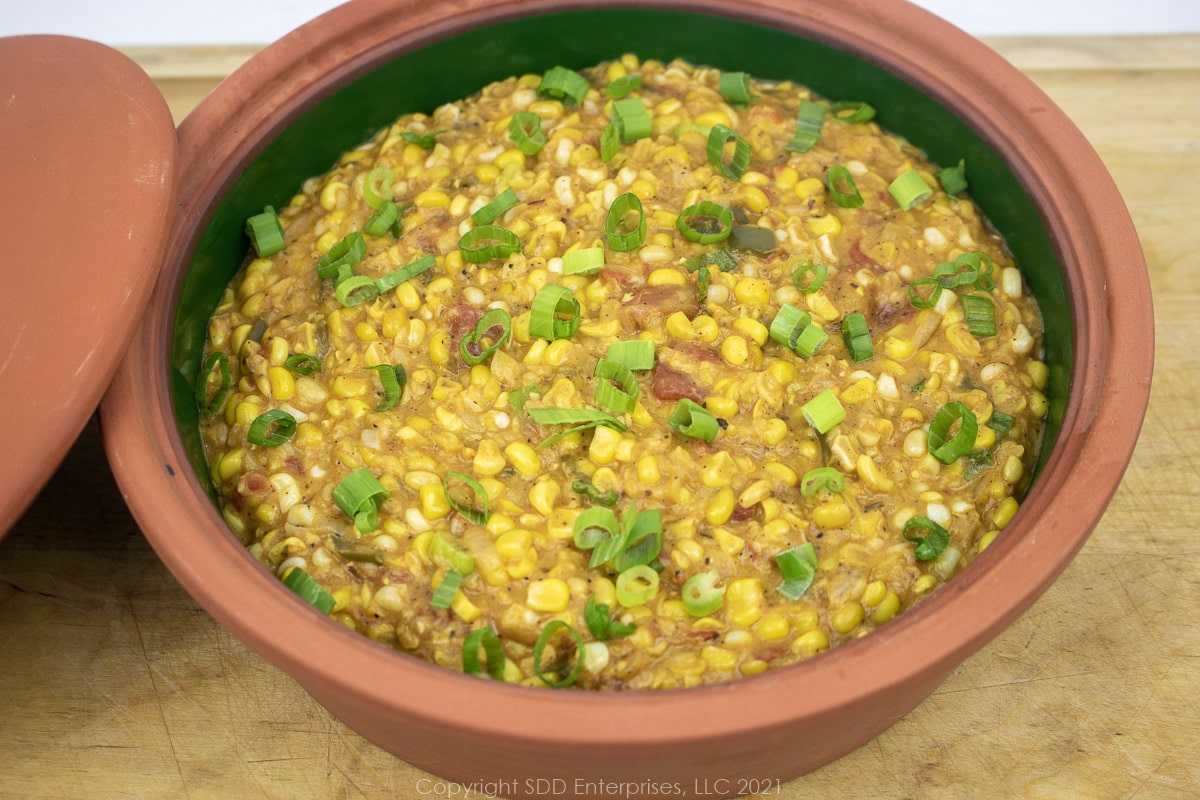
[647,267,685,286]
[732,317,769,346]
[733,277,772,306]
[527,578,571,613]
[760,418,789,446]
[700,451,738,488]
[978,530,1000,552]
[862,580,888,608]
[504,442,542,478]
[831,601,865,634]
[588,425,622,465]
[813,500,852,529]
[319,180,347,211]
[807,214,842,237]
[738,479,773,508]
[665,310,696,341]
[992,496,1019,529]
[721,335,750,366]
[742,186,770,214]
[636,455,662,485]
[884,336,915,360]
[419,483,451,520]
[528,479,560,516]
[494,149,527,170]
[472,439,507,477]
[713,528,745,557]
[913,574,938,595]
[216,448,244,482]
[792,628,829,655]
[757,613,790,640]
[793,177,824,200]
[705,395,738,418]
[543,338,574,366]
[705,487,736,525]
[871,592,901,624]
[702,645,739,672]
[725,578,764,627]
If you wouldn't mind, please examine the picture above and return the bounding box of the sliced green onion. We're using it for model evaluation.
[830,100,876,124]
[961,294,998,337]
[681,571,725,617]
[785,100,825,153]
[572,479,619,507]
[908,277,943,309]
[459,308,512,366]
[612,97,651,141]
[430,569,462,610]
[365,363,406,411]
[537,66,589,106]
[527,407,626,428]
[532,620,584,688]
[364,200,402,238]
[332,468,389,534]
[605,340,656,371]
[316,232,366,280]
[963,448,995,481]
[247,409,296,447]
[508,383,541,415]
[362,165,395,209]
[928,401,979,465]
[195,352,231,415]
[584,596,635,640]
[376,253,436,293]
[957,251,996,291]
[471,188,519,225]
[775,542,818,601]
[614,507,662,572]
[562,246,605,276]
[988,410,1016,439]
[802,389,846,434]
[684,247,739,273]
[903,516,951,561]
[889,168,933,210]
[400,129,446,149]
[769,304,812,350]
[719,71,756,104]
[707,124,751,180]
[696,265,711,303]
[605,74,642,98]
[826,164,864,209]
[335,275,379,308]
[508,111,547,155]
[284,353,322,376]
[458,225,521,264]
[573,506,620,552]
[245,206,284,257]
[462,627,505,679]
[793,323,829,358]
[605,192,646,252]
[600,121,621,163]
[800,467,844,498]
[528,283,582,341]
[443,471,489,525]
[934,259,977,289]
[676,201,734,244]
[938,158,968,196]
[429,532,477,574]
[729,225,777,253]
[841,312,874,361]
[668,398,720,442]
[594,359,639,414]
[616,564,660,607]
[281,567,335,614]
[792,263,828,293]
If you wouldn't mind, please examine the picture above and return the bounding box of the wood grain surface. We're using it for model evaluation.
[1,34,1196,800]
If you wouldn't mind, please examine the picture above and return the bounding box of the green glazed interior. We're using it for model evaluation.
[172,8,1070,495]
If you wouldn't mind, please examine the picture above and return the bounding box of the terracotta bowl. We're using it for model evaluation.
[101,0,1152,796]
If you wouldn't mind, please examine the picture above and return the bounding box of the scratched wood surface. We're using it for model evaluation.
[0,34,1196,800]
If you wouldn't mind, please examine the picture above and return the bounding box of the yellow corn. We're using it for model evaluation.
[713,528,745,556]
[503,442,542,477]
[419,483,451,520]
[732,317,769,346]
[760,418,789,446]
[813,499,852,529]
[527,578,570,613]
[588,425,622,465]
[666,311,696,341]
[636,455,662,484]
[793,177,824,200]
[700,451,738,489]
[720,335,750,366]
[993,496,1019,529]
[705,487,736,525]
[528,479,560,516]
[830,601,865,634]
[692,315,720,342]
[733,277,772,306]
[807,215,842,237]
[725,578,764,627]
[792,628,829,656]
[871,592,901,624]
[705,395,738,418]
[757,613,790,640]
[701,645,738,672]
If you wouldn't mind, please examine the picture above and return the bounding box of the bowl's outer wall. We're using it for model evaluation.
[101,0,1152,797]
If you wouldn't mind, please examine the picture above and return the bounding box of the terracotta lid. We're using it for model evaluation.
[0,35,176,536]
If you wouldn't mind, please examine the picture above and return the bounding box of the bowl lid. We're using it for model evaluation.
[0,35,177,537]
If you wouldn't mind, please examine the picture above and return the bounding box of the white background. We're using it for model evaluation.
[2,0,1198,44]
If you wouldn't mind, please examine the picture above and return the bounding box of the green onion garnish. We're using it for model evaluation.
[775,542,818,600]
[961,294,997,337]
[528,407,627,449]
[458,225,521,264]
[364,200,403,238]
[594,358,640,414]
[793,323,829,358]
[956,251,996,291]
[429,531,477,575]
[826,164,864,208]
[938,158,968,196]
[284,353,322,376]
[903,516,951,561]
[605,192,647,251]
[676,201,734,244]
[561,246,605,276]
[830,100,876,124]
[612,97,652,141]
[769,304,812,350]
[508,111,547,155]
[362,165,395,209]
[335,275,379,308]
[315,232,366,280]
[605,339,655,371]
[600,121,621,163]
[245,206,284,257]
[462,627,506,679]
[616,564,660,607]
[718,71,756,104]
[532,620,585,688]
[400,129,446,149]
[684,247,739,273]
[988,410,1016,439]
[785,100,825,154]
[584,596,636,640]
[934,260,976,289]
[459,308,512,366]
[908,277,943,309]
[792,263,828,293]
[471,188,519,226]
[613,506,663,573]
[573,506,620,552]
[508,383,541,415]
[572,480,619,507]
[528,283,582,341]
[800,467,844,498]
[728,225,777,253]
[430,569,462,610]
[681,571,725,616]
[195,352,232,415]
[668,398,720,442]
[696,265,711,303]
[707,124,751,180]
[376,253,436,293]
[443,471,489,525]
[841,312,874,361]
[605,74,642,98]
[332,468,389,534]
[889,168,933,210]
[927,401,979,464]
[365,363,406,411]
[247,409,296,447]
[281,567,335,614]
[802,389,846,434]
[537,66,590,106]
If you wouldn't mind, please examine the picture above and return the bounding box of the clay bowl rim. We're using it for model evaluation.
[101,0,1152,751]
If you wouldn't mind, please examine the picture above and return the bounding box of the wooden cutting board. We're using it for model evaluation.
[0,33,1196,800]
